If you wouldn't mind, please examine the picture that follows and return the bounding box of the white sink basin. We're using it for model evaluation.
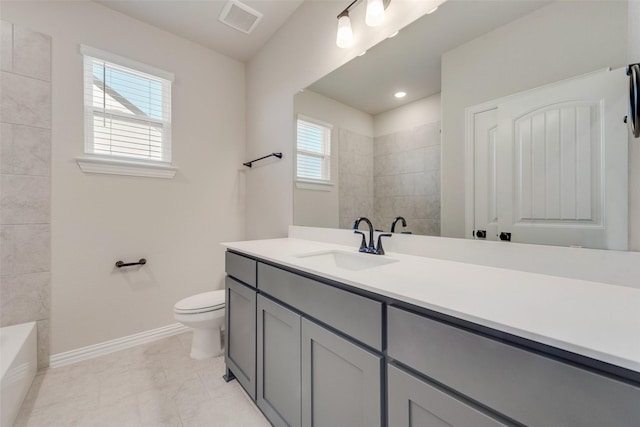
[294,250,398,271]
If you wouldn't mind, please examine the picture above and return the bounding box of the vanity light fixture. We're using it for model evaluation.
[336,0,391,48]
[336,11,354,48]
[394,91,407,98]
[365,0,386,27]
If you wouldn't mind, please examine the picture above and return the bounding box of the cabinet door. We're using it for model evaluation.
[225,276,256,399]
[257,295,302,427]
[301,318,382,427]
[388,364,508,427]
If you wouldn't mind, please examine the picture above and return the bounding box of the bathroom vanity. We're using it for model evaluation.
[222,238,640,427]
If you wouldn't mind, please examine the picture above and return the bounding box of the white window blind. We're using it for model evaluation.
[296,117,331,182]
[82,46,172,164]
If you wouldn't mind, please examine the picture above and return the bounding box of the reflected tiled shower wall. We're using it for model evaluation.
[338,128,374,229]
[0,21,52,369]
[373,121,441,236]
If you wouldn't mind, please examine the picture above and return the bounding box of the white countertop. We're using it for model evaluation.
[223,238,640,374]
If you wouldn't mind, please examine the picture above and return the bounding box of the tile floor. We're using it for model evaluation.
[14,332,270,427]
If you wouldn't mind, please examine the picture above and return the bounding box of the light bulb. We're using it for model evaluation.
[365,0,385,27]
[336,14,354,48]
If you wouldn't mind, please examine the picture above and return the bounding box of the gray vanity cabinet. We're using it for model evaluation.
[226,250,640,427]
[255,261,383,427]
[301,318,382,427]
[388,364,508,427]
[225,276,256,399]
[256,295,302,427]
[387,305,640,427]
[224,251,257,400]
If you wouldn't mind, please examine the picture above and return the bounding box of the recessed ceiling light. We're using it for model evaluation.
[394,91,407,98]
[388,30,399,39]
[426,5,439,14]
[358,51,367,56]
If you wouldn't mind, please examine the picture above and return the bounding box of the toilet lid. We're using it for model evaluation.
[174,290,225,313]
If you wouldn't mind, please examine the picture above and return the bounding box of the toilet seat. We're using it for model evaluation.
[174,290,225,314]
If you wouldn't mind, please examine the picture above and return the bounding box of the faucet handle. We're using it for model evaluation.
[354,230,368,252]
[374,233,392,255]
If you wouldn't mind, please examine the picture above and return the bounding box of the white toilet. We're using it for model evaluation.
[173,290,225,359]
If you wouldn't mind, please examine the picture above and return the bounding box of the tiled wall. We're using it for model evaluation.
[0,21,52,369]
[338,128,374,229]
[373,121,441,236]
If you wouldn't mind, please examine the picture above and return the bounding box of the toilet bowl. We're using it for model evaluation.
[174,290,225,359]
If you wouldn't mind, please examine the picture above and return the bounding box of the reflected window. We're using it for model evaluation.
[296,116,332,182]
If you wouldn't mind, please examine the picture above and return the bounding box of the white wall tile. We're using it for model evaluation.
[0,225,15,275]
[1,174,50,224]
[0,71,51,128]
[0,272,50,325]
[0,122,13,174]
[37,319,50,370]
[11,224,50,274]
[403,148,426,173]
[12,25,51,82]
[0,21,12,72]
[12,125,50,176]
[424,145,441,172]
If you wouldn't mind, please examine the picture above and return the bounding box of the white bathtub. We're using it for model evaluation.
[0,322,37,427]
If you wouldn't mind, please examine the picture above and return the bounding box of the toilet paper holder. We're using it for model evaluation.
[115,258,147,268]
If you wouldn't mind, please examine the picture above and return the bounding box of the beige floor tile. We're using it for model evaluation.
[78,395,142,427]
[137,382,182,426]
[181,382,270,427]
[14,332,269,427]
[14,393,99,427]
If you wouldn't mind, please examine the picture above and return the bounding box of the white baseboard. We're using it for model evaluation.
[49,323,189,368]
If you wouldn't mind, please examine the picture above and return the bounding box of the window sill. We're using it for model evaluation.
[76,156,177,179]
[295,179,334,191]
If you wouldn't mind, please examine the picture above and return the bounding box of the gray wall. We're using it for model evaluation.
[0,21,52,369]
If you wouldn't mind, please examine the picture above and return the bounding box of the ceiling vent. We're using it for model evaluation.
[218,0,263,35]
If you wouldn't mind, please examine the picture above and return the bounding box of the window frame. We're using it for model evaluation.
[295,114,333,188]
[77,45,176,178]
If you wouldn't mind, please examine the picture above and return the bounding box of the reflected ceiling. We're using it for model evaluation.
[309,0,550,115]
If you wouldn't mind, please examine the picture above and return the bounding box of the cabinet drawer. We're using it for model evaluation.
[388,364,508,427]
[388,306,640,427]
[225,251,256,288]
[258,263,383,351]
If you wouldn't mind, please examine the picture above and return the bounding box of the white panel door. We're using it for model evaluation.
[496,68,628,249]
[473,108,499,241]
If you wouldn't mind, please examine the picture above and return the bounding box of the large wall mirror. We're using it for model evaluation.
[293,0,635,251]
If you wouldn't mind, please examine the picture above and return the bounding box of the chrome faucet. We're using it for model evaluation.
[353,217,391,255]
[390,216,407,233]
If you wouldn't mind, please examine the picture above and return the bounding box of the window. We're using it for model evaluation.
[78,45,175,178]
[296,116,332,183]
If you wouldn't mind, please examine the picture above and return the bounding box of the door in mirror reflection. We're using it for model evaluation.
[471,68,628,250]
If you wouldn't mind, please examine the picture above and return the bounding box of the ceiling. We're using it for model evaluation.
[95,0,305,62]
[308,0,550,115]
